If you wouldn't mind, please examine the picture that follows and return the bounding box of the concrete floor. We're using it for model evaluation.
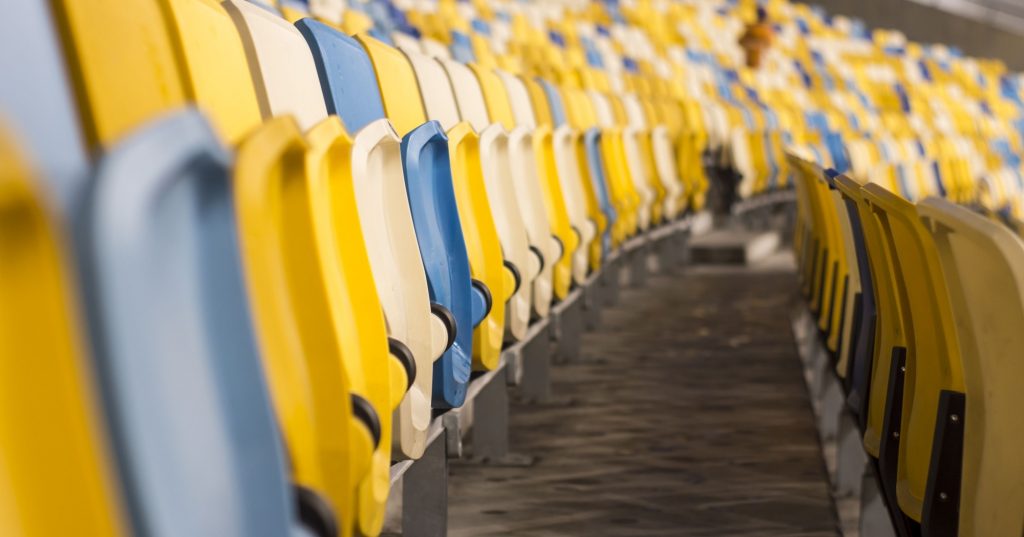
[447,263,839,536]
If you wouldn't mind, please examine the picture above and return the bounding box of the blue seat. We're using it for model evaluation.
[401,122,475,407]
[0,0,90,213]
[296,19,475,408]
[73,110,300,537]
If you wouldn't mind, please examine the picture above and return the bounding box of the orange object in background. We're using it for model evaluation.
[740,7,772,69]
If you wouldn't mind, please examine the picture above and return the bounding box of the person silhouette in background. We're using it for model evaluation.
[740,6,772,69]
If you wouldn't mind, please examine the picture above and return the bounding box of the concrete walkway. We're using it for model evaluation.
[448,263,838,536]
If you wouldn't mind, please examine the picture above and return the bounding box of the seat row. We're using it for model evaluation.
[0,1,701,536]
[791,156,1024,537]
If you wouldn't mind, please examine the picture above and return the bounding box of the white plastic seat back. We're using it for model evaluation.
[477,124,533,339]
[551,124,596,282]
[391,32,424,54]
[225,0,329,131]
[350,119,439,385]
[421,37,452,60]
[398,48,460,131]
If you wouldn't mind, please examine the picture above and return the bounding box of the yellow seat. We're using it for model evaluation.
[861,183,966,523]
[50,0,186,148]
[358,33,507,371]
[234,117,375,537]
[398,44,535,343]
[917,197,1024,537]
[160,0,264,145]
[0,133,127,537]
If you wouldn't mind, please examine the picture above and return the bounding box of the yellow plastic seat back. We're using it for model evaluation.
[224,0,329,131]
[917,198,1024,537]
[620,94,664,225]
[50,0,186,148]
[358,34,507,370]
[161,0,263,145]
[233,117,371,537]
[0,134,127,537]
[862,183,966,522]
[306,118,413,530]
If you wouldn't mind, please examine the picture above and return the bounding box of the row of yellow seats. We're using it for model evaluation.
[791,156,1024,537]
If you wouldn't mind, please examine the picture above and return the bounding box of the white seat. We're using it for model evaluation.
[224,0,328,130]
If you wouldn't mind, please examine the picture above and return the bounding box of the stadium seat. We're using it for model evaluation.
[0,130,127,537]
[822,169,857,382]
[398,45,535,342]
[48,0,186,149]
[76,110,309,537]
[861,183,966,525]
[834,174,878,426]
[532,78,600,281]
[0,0,90,213]
[357,33,508,372]
[223,0,329,130]
[917,197,1024,537]
[442,58,559,317]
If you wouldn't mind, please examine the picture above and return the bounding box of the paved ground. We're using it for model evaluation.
[447,264,839,536]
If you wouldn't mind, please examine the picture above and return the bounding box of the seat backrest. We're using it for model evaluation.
[398,122,474,403]
[916,198,1024,537]
[398,47,462,131]
[160,0,264,145]
[862,183,966,521]
[50,0,186,149]
[224,0,328,131]
[77,110,294,537]
[834,174,877,424]
[0,1,90,213]
[354,33,428,136]
[0,130,127,537]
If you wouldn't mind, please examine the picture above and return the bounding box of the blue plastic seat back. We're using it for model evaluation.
[400,122,473,408]
[295,19,386,133]
[583,128,615,253]
[539,79,568,127]
[0,0,90,214]
[296,18,475,407]
[74,110,295,537]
